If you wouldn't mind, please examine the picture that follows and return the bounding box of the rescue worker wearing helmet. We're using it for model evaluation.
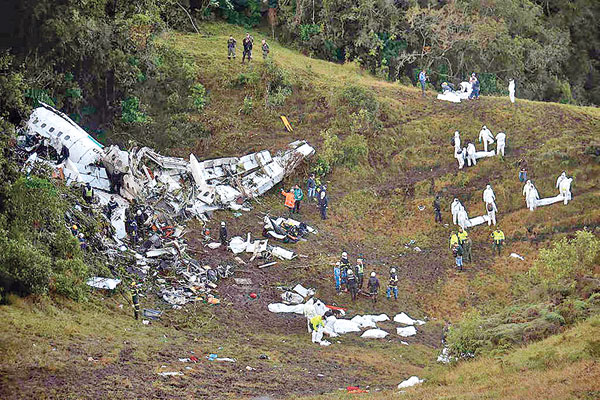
[387,268,398,300]
[346,268,358,301]
[367,271,380,304]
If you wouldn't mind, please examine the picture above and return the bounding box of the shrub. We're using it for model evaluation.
[121,96,148,123]
[337,85,379,115]
[52,259,88,301]
[446,310,486,358]
[190,83,207,111]
[0,237,52,296]
[241,95,253,115]
[530,230,600,289]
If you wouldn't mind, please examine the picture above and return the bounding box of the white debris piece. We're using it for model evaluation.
[510,253,525,260]
[393,312,425,326]
[397,326,418,337]
[293,284,315,298]
[361,329,389,339]
[398,376,423,389]
[228,237,247,254]
[281,291,304,304]
[437,347,454,364]
[86,277,121,290]
[332,319,361,334]
[158,372,183,377]
[271,246,296,260]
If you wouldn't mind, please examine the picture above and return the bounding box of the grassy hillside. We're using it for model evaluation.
[1,21,599,399]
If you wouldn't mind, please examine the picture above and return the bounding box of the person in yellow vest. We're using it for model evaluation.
[458,227,471,263]
[82,183,94,204]
[449,231,459,250]
[355,258,365,289]
[310,314,325,344]
[491,228,505,256]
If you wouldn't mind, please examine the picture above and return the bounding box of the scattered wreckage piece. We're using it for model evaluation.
[393,313,425,326]
[398,376,424,389]
[86,277,122,290]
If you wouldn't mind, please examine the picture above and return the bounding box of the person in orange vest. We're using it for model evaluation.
[281,187,296,216]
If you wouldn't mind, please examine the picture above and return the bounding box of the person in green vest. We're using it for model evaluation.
[293,184,304,214]
[355,258,365,289]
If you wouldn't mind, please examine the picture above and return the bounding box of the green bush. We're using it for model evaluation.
[241,95,253,115]
[447,310,486,358]
[0,237,52,296]
[121,96,148,123]
[530,230,600,289]
[52,259,88,301]
[337,85,379,115]
[190,83,207,111]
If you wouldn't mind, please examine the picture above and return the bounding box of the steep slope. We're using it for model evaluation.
[1,22,599,399]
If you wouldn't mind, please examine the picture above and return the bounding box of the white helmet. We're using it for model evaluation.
[137,210,142,216]
[370,272,376,277]
[342,252,347,258]
[221,221,226,226]
[347,269,354,275]
[390,268,396,273]
[357,258,363,263]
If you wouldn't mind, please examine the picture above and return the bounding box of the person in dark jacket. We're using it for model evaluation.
[106,195,118,220]
[452,243,464,271]
[433,194,442,223]
[346,269,358,301]
[319,190,328,220]
[306,174,317,200]
[57,144,70,164]
[219,221,228,246]
[261,39,270,59]
[242,33,253,64]
[367,272,380,304]
[386,268,398,300]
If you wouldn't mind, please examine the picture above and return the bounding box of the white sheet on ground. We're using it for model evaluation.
[293,284,315,298]
[268,303,305,314]
[398,376,423,389]
[397,326,418,337]
[466,215,490,227]
[361,329,389,339]
[393,312,425,326]
[332,319,361,334]
[351,315,377,329]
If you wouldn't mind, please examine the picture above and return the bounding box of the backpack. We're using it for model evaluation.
[450,136,455,146]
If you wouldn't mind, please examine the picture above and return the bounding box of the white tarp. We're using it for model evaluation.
[351,315,377,329]
[393,313,425,326]
[535,194,564,207]
[86,277,121,290]
[474,151,496,160]
[268,303,306,314]
[361,329,389,339]
[397,326,418,337]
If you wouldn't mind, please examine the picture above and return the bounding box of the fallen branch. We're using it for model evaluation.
[176,2,200,34]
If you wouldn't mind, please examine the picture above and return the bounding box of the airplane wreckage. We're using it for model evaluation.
[16,103,315,304]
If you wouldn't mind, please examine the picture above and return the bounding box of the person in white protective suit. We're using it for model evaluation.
[455,146,465,169]
[457,207,469,230]
[486,201,497,226]
[451,198,463,225]
[483,184,496,206]
[508,79,515,104]
[453,130,461,153]
[523,180,539,211]
[466,142,477,166]
[496,132,506,156]
[478,126,495,152]
[559,177,573,205]
[556,171,567,190]
[303,298,317,333]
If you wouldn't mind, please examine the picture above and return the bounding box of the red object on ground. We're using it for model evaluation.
[346,386,368,394]
[189,356,199,363]
[326,305,347,311]
[249,292,257,299]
